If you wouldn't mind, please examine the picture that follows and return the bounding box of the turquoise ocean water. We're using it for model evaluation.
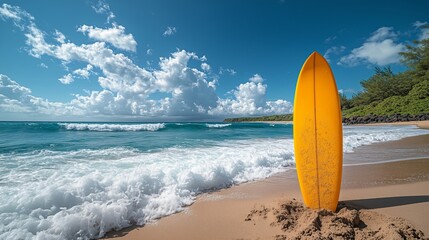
[0,121,427,239]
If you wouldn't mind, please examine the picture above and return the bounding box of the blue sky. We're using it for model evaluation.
[0,0,428,121]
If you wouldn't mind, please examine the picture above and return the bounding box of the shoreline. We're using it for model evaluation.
[245,121,293,125]
[106,122,429,239]
[241,120,429,129]
[355,120,429,129]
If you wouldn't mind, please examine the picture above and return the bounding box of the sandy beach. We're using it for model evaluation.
[106,122,429,239]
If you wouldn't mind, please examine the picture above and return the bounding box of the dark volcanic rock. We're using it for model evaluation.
[342,113,429,125]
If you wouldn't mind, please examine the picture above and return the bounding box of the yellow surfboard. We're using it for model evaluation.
[293,52,343,211]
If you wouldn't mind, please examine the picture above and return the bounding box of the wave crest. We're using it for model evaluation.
[205,123,232,128]
[0,138,295,239]
[58,123,166,132]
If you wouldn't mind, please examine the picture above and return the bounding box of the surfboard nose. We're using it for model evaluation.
[310,51,323,58]
[306,51,322,64]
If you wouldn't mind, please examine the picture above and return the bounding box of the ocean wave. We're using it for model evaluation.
[343,125,424,152]
[0,138,295,239]
[0,122,290,134]
[0,125,427,239]
[205,123,232,128]
[58,123,166,132]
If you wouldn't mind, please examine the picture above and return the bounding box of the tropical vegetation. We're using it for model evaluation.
[224,38,429,123]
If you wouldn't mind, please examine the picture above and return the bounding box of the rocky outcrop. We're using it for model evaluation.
[342,113,429,125]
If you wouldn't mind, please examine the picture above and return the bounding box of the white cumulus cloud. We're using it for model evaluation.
[209,74,292,116]
[163,26,176,36]
[339,27,405,66]
[92,0,115,23]
[219,67,236,76]
[0,4,292,120]
[201,62,211,72]
[78,24,137,52]
[323,46,346,63]
[25,23,55,58]
[368,27,397,42]
[154,50,199,91]
[0,74,78,114]
[413,21,429,40]
[73,64,93,79]
[249,74,263,83]
[58,73,74,84]
[0,3,33,29]
[54,30,66,44]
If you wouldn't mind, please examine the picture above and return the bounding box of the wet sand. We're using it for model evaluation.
[362,120,429,129]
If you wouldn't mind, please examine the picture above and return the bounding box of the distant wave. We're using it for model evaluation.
[205,123,232,128]
[0,122,289,134]
[58,123,166,132]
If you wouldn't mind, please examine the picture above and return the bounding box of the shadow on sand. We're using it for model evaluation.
[341,195,429,210]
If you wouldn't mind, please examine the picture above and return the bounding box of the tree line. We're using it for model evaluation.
[341,37,429,118]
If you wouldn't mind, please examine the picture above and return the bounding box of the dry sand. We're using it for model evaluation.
[106,122,429,240]
[247,199,425,240]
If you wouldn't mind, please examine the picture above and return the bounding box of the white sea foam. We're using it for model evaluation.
[0,125,427,239]
[0,138,294,240]
[205,123,231,128]
[58,123,165,132]
[343,125,425,153]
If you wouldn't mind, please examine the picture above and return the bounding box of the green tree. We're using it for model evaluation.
[350,67,397,107]
[399,37,429,83]
[339,93,352,110]
[407,80,429,99]
[342,34,429,119]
